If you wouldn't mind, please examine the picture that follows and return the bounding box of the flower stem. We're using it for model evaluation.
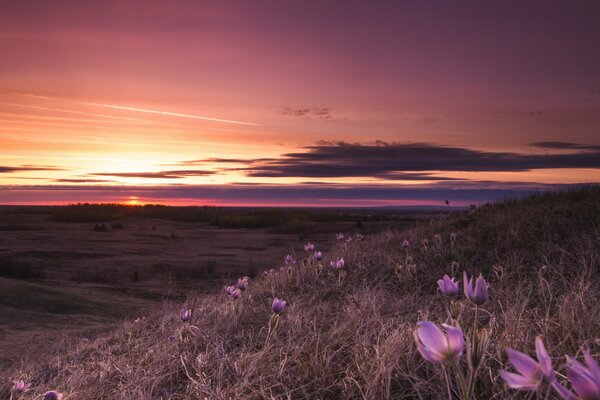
[441,365,452,400]
[452,362,469,400]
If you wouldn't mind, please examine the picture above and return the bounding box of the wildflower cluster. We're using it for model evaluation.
[8,380,61,400]
[416,267,600,399]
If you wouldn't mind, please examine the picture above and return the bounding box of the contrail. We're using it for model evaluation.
[85,102,261,126]
[2,91,260,126]
[0,102,154,123]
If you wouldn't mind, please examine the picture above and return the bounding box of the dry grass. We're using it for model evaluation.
[3,187,600,399]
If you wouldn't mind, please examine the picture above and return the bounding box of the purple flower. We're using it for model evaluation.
[437,274,459,296]
[262,269,275,277]
[225,285,241,299]
[330,257,345,270]
[304,242,315,252]
[225,285,236,295]
[356,233,364,241]
[402,239,410,248]
[555,352,600,400]
[414,321,464,364]
[315,251,323,261]
[42,391,63,400]
[345,236,353,244]
[272,298,287,314]
[336,233,345,242]
[284,254,294,265]
[11,380,30,395]
[500,336,554,391]
[236,277,249,290]
[463,272,489,305]
[179,309,191,322]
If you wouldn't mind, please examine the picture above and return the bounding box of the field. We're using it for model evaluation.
[2,188,600,399]
[0,205,435,376]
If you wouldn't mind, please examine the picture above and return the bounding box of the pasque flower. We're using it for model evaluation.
[315,251,323,261]
[284,254,294,265]
[414,321,464,364]
[304,242,315,252]
[330,257,344,270]
[272,298,287,314]
[336,233,345,242]
[402,239,410,248]
[11,380,30,395]
[500,336,554,391]
[225,285,241,299]
[236,277,249,290]
[42,391,63,400]
[179,309,191,322]
[463,272,488,305]
[554,352,600,400]
[437,274,459,296]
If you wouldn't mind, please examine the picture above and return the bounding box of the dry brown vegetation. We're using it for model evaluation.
[2,187,600,399]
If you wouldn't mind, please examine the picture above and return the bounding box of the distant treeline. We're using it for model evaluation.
[8,203,426,230]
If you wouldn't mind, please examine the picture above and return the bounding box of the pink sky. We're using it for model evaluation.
[1,1,599,206]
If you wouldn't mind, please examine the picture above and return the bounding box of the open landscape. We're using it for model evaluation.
[2,1,600,399]
[1,187,599,399]
[0,204,438,375]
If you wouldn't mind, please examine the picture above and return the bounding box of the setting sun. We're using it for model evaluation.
[126,196,140,206]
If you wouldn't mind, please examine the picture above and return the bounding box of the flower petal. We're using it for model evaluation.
[535,336,553,377]
[416,341,445,363]
[443,324,464,359]
[417,321,446,354]
[567,364,600,400]
[474,275,488,303]
[552,380,577,400]
[500,370,540,391]
[463,272,472,298]
[506,348,540,377]
[584,351,600,383]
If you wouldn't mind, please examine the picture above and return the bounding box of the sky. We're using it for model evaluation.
[1,1,599,206]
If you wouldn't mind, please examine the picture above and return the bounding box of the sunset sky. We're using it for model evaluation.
[1,1,599,206]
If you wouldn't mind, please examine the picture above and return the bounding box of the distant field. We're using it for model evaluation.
[0,205,438,372]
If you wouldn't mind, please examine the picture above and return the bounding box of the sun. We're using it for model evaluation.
[126,196,140,206]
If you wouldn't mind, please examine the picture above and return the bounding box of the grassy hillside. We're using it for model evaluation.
[3,187,600,399]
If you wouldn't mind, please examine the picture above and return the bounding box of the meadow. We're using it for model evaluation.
[2,187,600,399]
[0,204,432,380]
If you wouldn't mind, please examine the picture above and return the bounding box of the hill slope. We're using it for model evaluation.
[3,187,600,399]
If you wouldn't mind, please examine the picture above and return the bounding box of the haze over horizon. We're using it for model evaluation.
[1,1,599,206]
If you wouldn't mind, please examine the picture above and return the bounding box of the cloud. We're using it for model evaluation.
[231,141,600,179]
[54,178,116,183]
[280,107,333,120]
[89,170,216,179]
[165,158,268,166]
[531,141,600,150]
[85,102,260,126]
[0,165,64,173]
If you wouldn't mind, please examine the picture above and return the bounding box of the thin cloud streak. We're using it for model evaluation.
[0,165,64,173]
[90,170,216,179]
[0,102,154,123]
[85,102,261,126]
